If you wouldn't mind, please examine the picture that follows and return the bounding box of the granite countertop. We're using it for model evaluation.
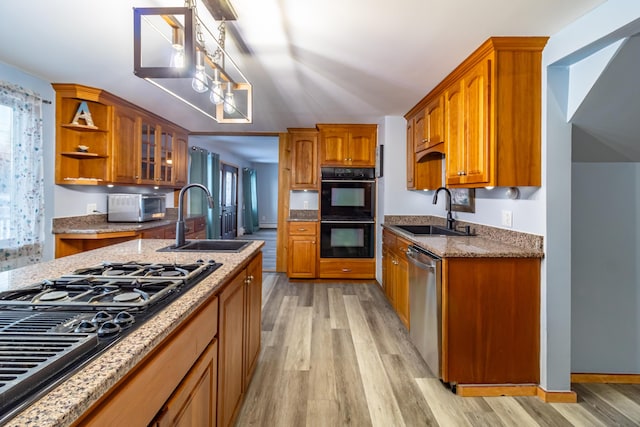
[383,216,544,258]
[1,238,264,427]
[52,210,204,235]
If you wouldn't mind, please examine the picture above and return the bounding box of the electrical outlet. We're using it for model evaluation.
[303,200,309,209]
[87,203,97,214]
[501,210,513,228]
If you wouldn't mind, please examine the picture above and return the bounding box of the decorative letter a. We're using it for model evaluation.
[71,101,97,128]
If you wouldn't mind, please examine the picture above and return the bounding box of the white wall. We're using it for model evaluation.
[0,60,56,261]
[254,162,278,228]
[571,163,640,373]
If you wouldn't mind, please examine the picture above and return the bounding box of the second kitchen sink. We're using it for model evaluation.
[394,224,471,237]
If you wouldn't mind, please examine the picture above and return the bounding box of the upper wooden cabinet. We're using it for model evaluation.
[406,111,443,191]
[414,95,444,153]
[53,83,189,188]
[406,37,548,188]
[288,128,319,190]
[317,124,377,167]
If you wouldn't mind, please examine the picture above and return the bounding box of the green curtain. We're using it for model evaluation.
[207,152,221,239]
[242,168,258,234]
[189,148,221,239]
[189,148,207,216]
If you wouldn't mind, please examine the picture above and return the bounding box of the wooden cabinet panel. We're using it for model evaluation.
[318,124,377,167]
[442,257,540,385]
[289,129,319,190]
[462,58,491,185]
[381,229,410,329]
[287,221,318,278]
[406,118,415,189]
[424,95,444,150]
[217,253,263,427]
[413,111,427,153]
[408,110,443,191]
[112,106,140,184]
[318,258,375,279]
[154,340,218,427]
[174,134,189,188]
[244,253,262,385]
[217,273,245,427]
[444,80,465,185]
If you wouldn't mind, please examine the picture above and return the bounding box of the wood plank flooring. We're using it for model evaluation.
[235,274,640,426]
[239,229,276,271]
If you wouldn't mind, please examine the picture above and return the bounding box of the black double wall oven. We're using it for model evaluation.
[320,167,375,258]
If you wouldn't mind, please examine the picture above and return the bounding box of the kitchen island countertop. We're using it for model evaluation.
[1,238,264,427]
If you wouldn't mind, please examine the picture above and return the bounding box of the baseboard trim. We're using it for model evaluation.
[455,384,577,403]
[571,373,640,384]
[456,384,538,397]
[536,386,578,403]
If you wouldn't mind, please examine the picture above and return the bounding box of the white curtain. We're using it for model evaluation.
[0,82,45,271]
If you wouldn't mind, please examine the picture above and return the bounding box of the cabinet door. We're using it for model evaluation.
[154,340,218,427]
[217,273,245,427]
[319,128,349,165]
[112,107,140,184]
[244,253,262,387]
[290,132,318,189]
[425,95,444,149]
[174,134,189,188]
[157,127,175,185]
[413,110,427,153]
[406,118,415,189]
[348,127,376,166]
[287,235,317,278]
[444,81,465,185]
[139,119,158,185]
[463,58,491,185]
[394,251,410,329]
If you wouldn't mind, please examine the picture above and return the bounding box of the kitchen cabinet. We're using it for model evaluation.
[287,221,318,278]
[218,252,262,427]
[153,339,218,427]
[318,258,375,279]
[404,37,547,188]
[382,229,410,329]
[406,111,443,191]
[317,124,377,167]
[444,58,490,186]
[53,83,189,188]
[73,292,220,426]
[442,257,540,385]
[55,231,139,258]
[53,84,111,185]
[289,128,319,190]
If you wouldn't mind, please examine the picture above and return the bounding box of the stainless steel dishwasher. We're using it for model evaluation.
[406,245,442,378]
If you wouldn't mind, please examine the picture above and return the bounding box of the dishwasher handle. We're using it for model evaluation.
[406,246,439,271]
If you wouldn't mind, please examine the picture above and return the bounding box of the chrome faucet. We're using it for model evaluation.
[175,183,214,248]
[432,187,456,230]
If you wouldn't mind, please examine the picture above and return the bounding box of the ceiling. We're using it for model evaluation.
[0,0,607,163]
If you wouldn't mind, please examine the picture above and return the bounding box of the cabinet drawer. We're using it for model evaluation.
[319,258,375,279]
[288,222,317,236]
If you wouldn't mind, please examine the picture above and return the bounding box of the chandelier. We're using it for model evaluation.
[133,0,252,123]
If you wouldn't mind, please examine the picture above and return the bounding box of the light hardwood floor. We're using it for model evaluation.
[235,274,640,426]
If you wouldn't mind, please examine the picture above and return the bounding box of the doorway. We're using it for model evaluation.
[221,163,238,239]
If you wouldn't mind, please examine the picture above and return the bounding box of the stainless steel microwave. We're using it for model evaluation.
[107,193,166,223]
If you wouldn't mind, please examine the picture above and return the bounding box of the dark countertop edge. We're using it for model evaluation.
[382,224,544,258]
[5,239,264,427]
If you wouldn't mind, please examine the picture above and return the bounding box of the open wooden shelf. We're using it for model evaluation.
[60,123,106,132]
[61,151,108,159]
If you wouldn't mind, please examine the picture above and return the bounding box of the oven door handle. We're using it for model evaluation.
[320,220,375,224]
[320,179,375,183]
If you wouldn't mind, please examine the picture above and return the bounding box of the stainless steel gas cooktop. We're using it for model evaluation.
[0,259,222,424]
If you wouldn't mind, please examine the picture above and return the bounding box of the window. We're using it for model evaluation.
[0,82,45,271]
[0,105,12,244]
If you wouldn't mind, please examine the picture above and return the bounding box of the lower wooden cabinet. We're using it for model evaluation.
[381,229,410,329]
[287,221,318,278]
[152,340,218,427]
[218,252,262,427]
[318,258,375,279]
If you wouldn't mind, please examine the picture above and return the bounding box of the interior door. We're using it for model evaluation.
[221,163,238,239]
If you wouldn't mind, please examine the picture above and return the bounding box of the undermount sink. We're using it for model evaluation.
[393,224,471,237]
[158,240,252,253]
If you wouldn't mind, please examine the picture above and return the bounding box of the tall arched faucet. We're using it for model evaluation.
[432,187,456,230]
[175,183,214,248]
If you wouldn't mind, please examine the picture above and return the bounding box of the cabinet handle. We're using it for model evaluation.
[422,138,429,143]
[297,228,307,231]
[341,268,352,272]
[248,275,254,281]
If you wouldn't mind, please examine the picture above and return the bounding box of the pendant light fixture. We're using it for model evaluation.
[133,0,252,123]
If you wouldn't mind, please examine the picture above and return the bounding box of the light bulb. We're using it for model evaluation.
[210,81,224,104]
[170,44,185,68]
[209,70,223,104]
[191,50,208,93]
[224,83,235,114]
